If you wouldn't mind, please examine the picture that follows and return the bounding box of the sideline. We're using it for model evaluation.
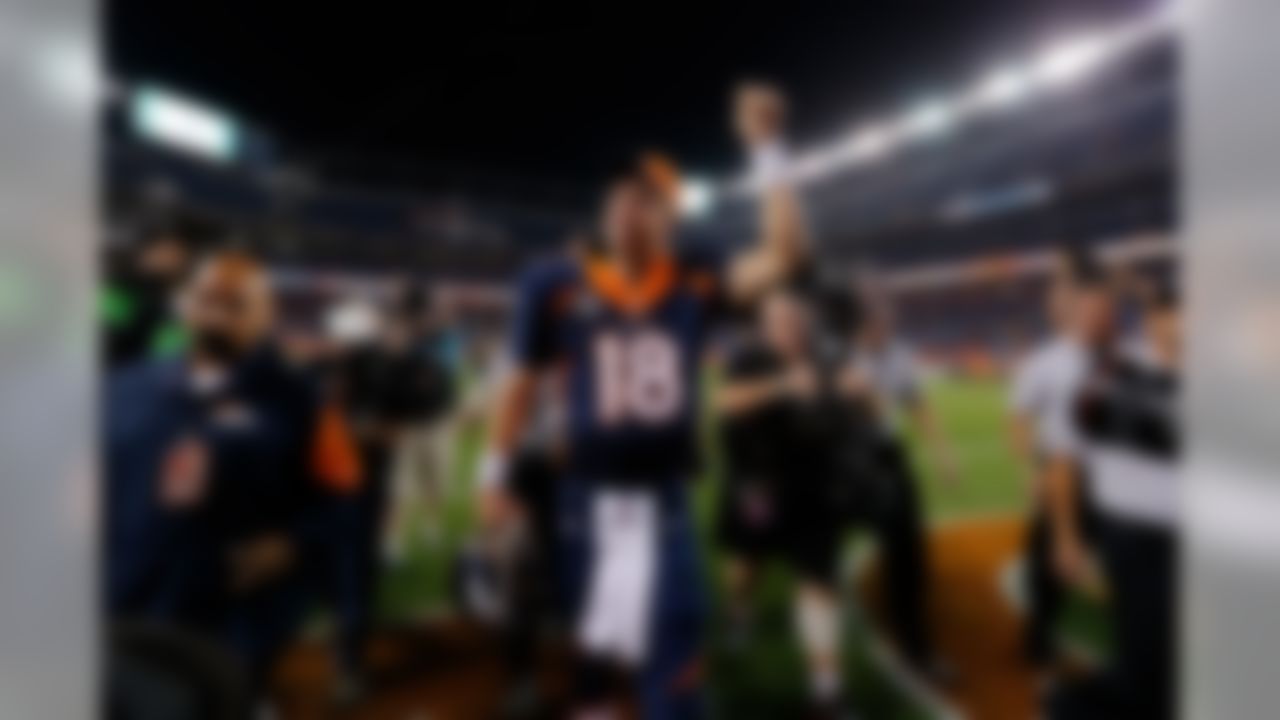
[846,546,967,720]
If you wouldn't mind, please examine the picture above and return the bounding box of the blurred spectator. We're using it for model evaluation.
[847,297,955,680]
[103,229,193,368]
[1047,277,1181,720]
[104,250,361,697]
[331,290,451,687]
[384,283,459,558]
[1008,248,1101,673]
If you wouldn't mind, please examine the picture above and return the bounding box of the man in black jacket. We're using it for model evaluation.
[105,250,361,692]
[716,287,876,717]
[1047,281,1181,720]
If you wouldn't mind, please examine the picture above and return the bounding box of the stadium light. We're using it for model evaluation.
[679,178,716,218]
[902,100,955,140]
[1034,37,1108,87]
[969,65,1034,111]
[845,124,897,163]
[724,8,1174,196]
[130,86,240,163]
[326,298,380,344]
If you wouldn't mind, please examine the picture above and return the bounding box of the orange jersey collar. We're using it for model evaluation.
[582,254,677,314]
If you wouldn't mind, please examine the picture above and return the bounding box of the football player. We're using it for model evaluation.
[476,83,807,719]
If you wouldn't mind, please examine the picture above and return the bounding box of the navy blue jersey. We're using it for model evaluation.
[512,252,724,483]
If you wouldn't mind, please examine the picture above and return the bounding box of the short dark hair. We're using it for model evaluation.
[1059,243,1103,284]
[600,171,663,213]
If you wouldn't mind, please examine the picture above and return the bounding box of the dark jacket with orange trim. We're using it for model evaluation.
[105,343,361,622]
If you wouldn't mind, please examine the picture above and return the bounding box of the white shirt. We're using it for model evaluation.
[1008,336,1091,458]
[1087,445,1179,529]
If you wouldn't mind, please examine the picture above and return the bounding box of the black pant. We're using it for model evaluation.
[1102,518,1177,719]
[1024,474,1100,665]
[849,438,931,665]
[1025,506,1061,664]
[108,621,252,720]
[339,443,392,673]
[1048,516,1177,720]
[502,449,560,677]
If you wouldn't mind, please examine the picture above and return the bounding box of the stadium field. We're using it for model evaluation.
[357,376,1107,719]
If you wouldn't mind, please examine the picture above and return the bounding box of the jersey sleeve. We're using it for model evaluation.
[510,262,565,369]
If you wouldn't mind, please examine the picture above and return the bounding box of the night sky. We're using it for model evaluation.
[108,0,1161,208]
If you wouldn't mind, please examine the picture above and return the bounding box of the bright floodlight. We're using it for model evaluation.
[970,65,1033,111]
[1035,37,1108,87]
[902,100,955,140]
[679,178,715,218]
[845,124,897,163]
[130,86,240,162]
[326,298,381,344]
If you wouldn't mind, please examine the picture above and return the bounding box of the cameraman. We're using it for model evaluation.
[1047,280,1180,720]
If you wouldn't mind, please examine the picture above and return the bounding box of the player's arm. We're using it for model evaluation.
[476,365,538,529]
[1006,357,1042,489]
[1008,414,1036,469]
[1041,393,1096,591]
[476,267,557,530]
[725,83,810,304]
[1045,454,1090,587]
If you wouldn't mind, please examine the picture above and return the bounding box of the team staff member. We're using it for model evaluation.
[1037,270,1116,596]
[715,320,790,643]
[384,283,458,558]
[334,295,450,696]
[105,250,361,685]
[716,288,865,716]
[103,228,193,368]
[1048,283,1181,720]
[847,299,956,679]
[1008,253,1098,670]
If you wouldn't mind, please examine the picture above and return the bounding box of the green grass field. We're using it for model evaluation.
[375,375,1107,717]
